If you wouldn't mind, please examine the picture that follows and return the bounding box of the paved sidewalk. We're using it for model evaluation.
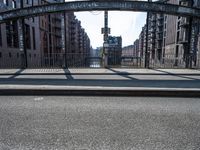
[0,68,199,96]
[0,68,200,75]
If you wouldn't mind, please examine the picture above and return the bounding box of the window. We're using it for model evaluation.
[6,21,19,48]
[25,24,31,49]
[9,52,12,58]
[3,0,9,6]
[0,25,2,46]
[176,45,179,57]
[177,21,180,30]
[12,0,17,8]
[32,27,36,50]
[177,31,180,43]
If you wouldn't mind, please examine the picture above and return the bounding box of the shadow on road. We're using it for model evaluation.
[9,69,25,79]
[0,78,199,88]
[63,68,74,80]
[151,69,199,80]
[106,68,138,80]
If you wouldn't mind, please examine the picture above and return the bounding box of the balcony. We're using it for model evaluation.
[179,0,192,6]
[56,45,62,49]
[157,16,164,20]
[157,30,163,34]
[180,18,189,28]
[70,26,75,30]
[151,18,156,22]
[71,37,75,41]
[54,26,61,30]
[71,20,76,25]
[0,3,13,12]
[178,31,188,44]
[156,43,162,50]
[150,29,156,33]
[157,22,163,27]
[157,34,163,41]
[54,17,61,22]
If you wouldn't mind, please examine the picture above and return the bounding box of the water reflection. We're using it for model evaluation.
[90,59,101,68]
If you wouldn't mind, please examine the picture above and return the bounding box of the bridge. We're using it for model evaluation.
[0,0,199,69]
[0,1,200,23]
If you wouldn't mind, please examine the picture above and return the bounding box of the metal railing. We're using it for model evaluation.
[119,54,200,69]
[0,53,92,69]
[0,52,200,69]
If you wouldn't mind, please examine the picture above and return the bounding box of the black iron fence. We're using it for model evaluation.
[0,52,200,69]
[119,55,200,69]
[0,53,91,69]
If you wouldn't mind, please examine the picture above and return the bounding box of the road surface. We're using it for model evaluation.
[0,96,200,149]
[0,73,200,89]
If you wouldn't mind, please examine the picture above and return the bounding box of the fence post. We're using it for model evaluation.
[19,0,27,68]
[61,12,67,68]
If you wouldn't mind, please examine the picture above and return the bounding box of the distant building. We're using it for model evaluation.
[107,36,122,66]
[134,39,140,58]
[122,40,139,58]
[139,26,146,60]
[91,47,101,57]
[122,45,134,57]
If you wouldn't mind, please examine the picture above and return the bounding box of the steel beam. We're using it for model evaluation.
[0,1,200,23]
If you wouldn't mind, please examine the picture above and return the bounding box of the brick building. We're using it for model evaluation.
[0,0,91,68]
[107,36,122,66]
[0,0,41,68]
[137,0,200,68]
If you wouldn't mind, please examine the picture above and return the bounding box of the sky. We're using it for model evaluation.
[65,0,148,48]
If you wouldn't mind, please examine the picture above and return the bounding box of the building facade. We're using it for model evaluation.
[137,0,200,68]
[0,0,91,68]
[107,36,122,66]
[0,0,41,68]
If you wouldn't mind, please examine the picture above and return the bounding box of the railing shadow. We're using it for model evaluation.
[63,68,74,80]
[0,77,199,88]
[106,68,138,80]
[9,69,25,79]
[150,69,200,80]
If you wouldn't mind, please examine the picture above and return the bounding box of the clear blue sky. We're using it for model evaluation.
[65,1,147,48]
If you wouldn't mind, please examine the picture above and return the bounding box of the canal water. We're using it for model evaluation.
[90,59,102,68]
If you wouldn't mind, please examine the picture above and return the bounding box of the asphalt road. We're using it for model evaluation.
[0,96,200,150]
